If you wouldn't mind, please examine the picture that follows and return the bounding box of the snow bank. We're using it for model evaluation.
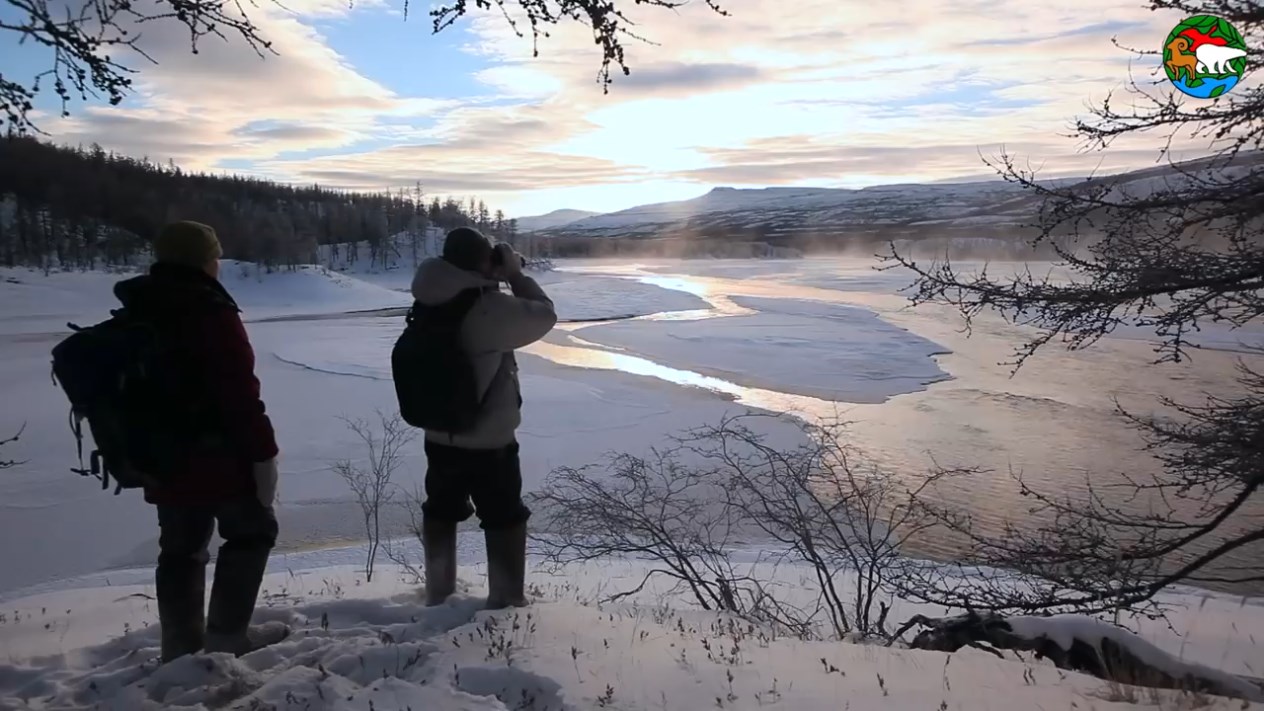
[216,261,411,319]
[0,267,135,336]
[2,562,1259,711]
[573,296,951,403]
[0,263,411,335]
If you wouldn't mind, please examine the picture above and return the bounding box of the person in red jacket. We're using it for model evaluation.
[113,221,287,663]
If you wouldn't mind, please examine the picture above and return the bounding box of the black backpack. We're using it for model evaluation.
[392,288,489,433]
[51,309,204,494]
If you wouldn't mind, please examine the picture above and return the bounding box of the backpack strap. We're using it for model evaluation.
[66,409,108,491]
[438,287,493,445]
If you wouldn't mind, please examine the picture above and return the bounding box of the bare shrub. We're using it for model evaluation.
[529,447,778,615]
[0,424,23,469]
[530,413,970,640]
[384,482,429,585]
[332,411,416,582]
[677,414,973,639]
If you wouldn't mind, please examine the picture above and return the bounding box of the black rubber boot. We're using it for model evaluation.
[484,522,528,610]
[424,518,458,606]
[156,563,207,664]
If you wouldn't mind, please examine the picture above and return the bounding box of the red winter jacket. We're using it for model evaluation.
[113,263,279,506]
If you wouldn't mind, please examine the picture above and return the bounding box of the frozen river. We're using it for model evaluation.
[1,257,1261,597]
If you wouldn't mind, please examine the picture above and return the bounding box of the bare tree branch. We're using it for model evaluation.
[878,0,1264,612]
[2,0,730,132]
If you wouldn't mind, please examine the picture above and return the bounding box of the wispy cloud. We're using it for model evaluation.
[35,0,1239,215]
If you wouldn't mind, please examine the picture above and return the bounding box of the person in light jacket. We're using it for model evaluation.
[408,227,557,608]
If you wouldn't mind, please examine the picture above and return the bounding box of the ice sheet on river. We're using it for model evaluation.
[572,296,952,403]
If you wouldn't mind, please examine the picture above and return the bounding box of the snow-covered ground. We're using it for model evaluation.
[1,550,1261,711]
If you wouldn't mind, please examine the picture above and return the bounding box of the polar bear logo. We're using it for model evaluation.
[1195,43,1247,75]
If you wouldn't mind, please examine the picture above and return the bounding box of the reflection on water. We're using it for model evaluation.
[632,275,756,318]
[539,260,1264,594]
[641,308,720,322]
[522,340,826,419]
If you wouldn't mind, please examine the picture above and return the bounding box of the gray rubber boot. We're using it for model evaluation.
[484,523,528,610]
[204,540,273,652]
[424,518,458,606]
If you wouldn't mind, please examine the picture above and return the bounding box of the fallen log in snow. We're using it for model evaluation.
[895,611,1264,703]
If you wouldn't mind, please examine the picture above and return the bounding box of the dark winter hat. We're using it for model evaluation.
[442,227,494,272]
[154,220,223,269]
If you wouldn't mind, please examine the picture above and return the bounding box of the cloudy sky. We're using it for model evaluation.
[3,0,1237,216]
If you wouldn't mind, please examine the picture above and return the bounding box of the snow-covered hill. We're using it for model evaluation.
[543,182,1029,240]
[515,209,600,233]
[535,151,1264,247]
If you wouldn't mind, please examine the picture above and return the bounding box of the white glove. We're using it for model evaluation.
[253,459,279,508]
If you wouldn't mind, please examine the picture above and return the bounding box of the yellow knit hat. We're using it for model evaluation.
[154,221,223,269]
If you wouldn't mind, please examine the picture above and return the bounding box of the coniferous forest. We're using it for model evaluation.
[0,136,522,271]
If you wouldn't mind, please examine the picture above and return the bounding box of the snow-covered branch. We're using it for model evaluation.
[898,611,1264,703]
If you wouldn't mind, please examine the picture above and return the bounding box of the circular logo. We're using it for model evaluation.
[1163,15,1249,98]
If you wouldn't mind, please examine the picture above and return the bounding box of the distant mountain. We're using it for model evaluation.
[515,208,601,233]
[533,151,1263,257]
[539,180,1031,240]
